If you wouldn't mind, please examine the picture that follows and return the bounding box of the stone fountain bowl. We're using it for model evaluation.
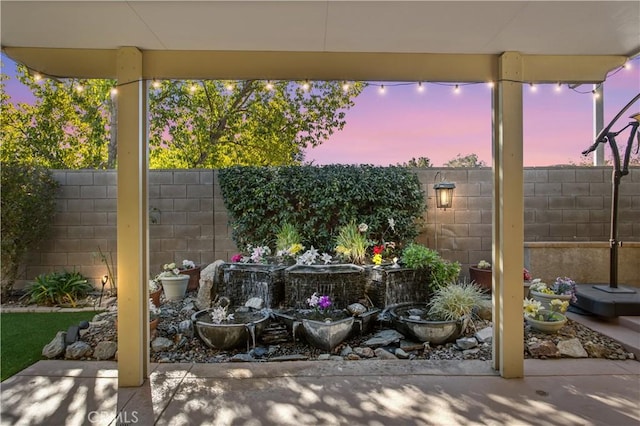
[191,308,270,350]
[388,303,465,345]
[272,309,358,352]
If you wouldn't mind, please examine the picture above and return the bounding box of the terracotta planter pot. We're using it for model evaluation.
[469,266,492,293]
[180,266,201,291]
[149,287,162,307]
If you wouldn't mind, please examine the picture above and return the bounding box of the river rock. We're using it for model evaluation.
[474,327,493,344]
[65,341,92,360]
[557,338,588,358]
[364,329,404,347]
[151,337,174,352]
[394,348,409,359]
[354,347,375,358]
[93,341,117,360]
[230,353,254,362]
[583,341,610,358]
[269,354,309,362]
[178,319,193,338]
[340,345,353,357]
[42,331,67,359]
[317,354,331,361]
[400,340,424,352]
[527,340,560,358]
[456,337,478,350]
[475,298,492,321]
[347,303,367,316]
[374,347,398,360]
[245,297,264,310]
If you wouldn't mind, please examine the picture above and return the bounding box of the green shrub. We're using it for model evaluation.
[401,243,461,291]
[1,163,59,298]
[24,270,93,307]
[218,165,426,252]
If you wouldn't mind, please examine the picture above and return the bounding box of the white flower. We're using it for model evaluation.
[388,218,395,231]
[321,253,333,264]
[358,223,368,233]
[307,292,319,308]
[182,259,196,269]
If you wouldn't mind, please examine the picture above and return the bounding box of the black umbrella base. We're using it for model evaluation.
[573,283,640,317]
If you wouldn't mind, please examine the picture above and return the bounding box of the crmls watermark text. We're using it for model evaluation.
[88,410,139,424]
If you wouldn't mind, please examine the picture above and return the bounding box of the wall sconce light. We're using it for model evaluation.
[433,181,456,210]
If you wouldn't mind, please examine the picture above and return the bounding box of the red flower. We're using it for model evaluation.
[523,268,532,281]
[373,245,385,255]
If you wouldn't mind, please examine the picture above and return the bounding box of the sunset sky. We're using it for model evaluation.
[3,54,639,167]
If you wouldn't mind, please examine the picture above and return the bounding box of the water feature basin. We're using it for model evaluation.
[192,308,270,350]
[388,303,466,345]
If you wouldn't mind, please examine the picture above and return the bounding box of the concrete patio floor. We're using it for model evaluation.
[1,358,638,426]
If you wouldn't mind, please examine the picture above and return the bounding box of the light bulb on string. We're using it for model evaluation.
[189,84,198,93]
[592,89,600,99]
[75,84,84,93]
[486,81,494,89]
[265,81,274,91]
[33,73,42,81]
[529,83,537,92]
[225,82,234,91]
[110,88,118,96]
[417,82,425,92]
[453,84,460,94]
[342,82,350,92]
[555,83,562,92]
[152,80,161,89]
[379,84,386,94]
[302,80,310,92]
[624,61,632,70]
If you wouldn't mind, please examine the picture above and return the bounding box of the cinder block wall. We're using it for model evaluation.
[17,166,639,289]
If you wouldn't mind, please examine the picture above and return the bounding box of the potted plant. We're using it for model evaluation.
[179,259,201,292]
[149,298,161,338]
[149,279,162,307]
[468,260,492,292]
[523,297,569,333]
[529,276,577,310]
[389,281,484,344]
[155,262,189,301]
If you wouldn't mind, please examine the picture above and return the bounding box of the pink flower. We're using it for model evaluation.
[231,253,243,263]
[523,268,532,281]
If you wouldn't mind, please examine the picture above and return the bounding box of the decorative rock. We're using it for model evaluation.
[330,355,344,361]
[230,354,254,362]
[347,303,367,316]
[249,347,268,358]
[474,327,493,344]
[374,347,398,360]
[346,353,361,360]
[456,337,478,350]
[463,348,481,357]
[364,329,404,347]
[400,340,424,352]
[65,341,92,360]
[583,341,610,358]
[245,297,264,310]
[178,319,194,338]
[527,340,560,358]
[557,338,588,358]
[354,347,375,358]
[181,302,195,313]
[317,354,331,361]
[151,337,174,353]
[340,345,353,357]
[394,348,409,359]
[93,341,117,360]
[42,331,67,359]
[195,260,224,310]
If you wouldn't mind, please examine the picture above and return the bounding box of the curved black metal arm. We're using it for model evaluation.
[582,92,640,155]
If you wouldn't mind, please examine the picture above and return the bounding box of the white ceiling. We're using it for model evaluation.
[1,1,639,56]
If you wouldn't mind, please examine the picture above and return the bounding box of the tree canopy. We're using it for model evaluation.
[445,153,487,168]
[1,64,365,169]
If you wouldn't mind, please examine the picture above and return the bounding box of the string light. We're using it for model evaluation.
[555,83,562,92]
[342,82,350,92]
[33,73,42,81]
[417,82,425,92]
[529,83,537,92]
[486,81,494,89]
[75,84,84,93]
[453,84,460,94]
[624,61,632,70]
[379,84,386,94]
[302,80,310,91]
[225,82,234,91]
[189,84,198,93]
[152,80,161,89]
[265,81,274,91]
[592,89,600,99]
[110,88,118,96]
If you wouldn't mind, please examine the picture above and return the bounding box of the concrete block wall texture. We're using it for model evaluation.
[16,166,639,289]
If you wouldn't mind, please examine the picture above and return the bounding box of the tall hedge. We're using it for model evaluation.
[219,165,426,253]
[1,163,59,298]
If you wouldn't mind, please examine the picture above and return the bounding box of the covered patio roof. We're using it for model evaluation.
[2,1,639,386]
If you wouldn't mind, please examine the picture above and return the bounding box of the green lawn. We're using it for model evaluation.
[1,311,98,381]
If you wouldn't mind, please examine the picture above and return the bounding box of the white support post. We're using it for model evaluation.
[593,84,605,166]
[492,52,525,378]
[116,47,149,387]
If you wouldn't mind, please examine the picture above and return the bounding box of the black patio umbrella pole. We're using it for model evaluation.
[582,93,640,293]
